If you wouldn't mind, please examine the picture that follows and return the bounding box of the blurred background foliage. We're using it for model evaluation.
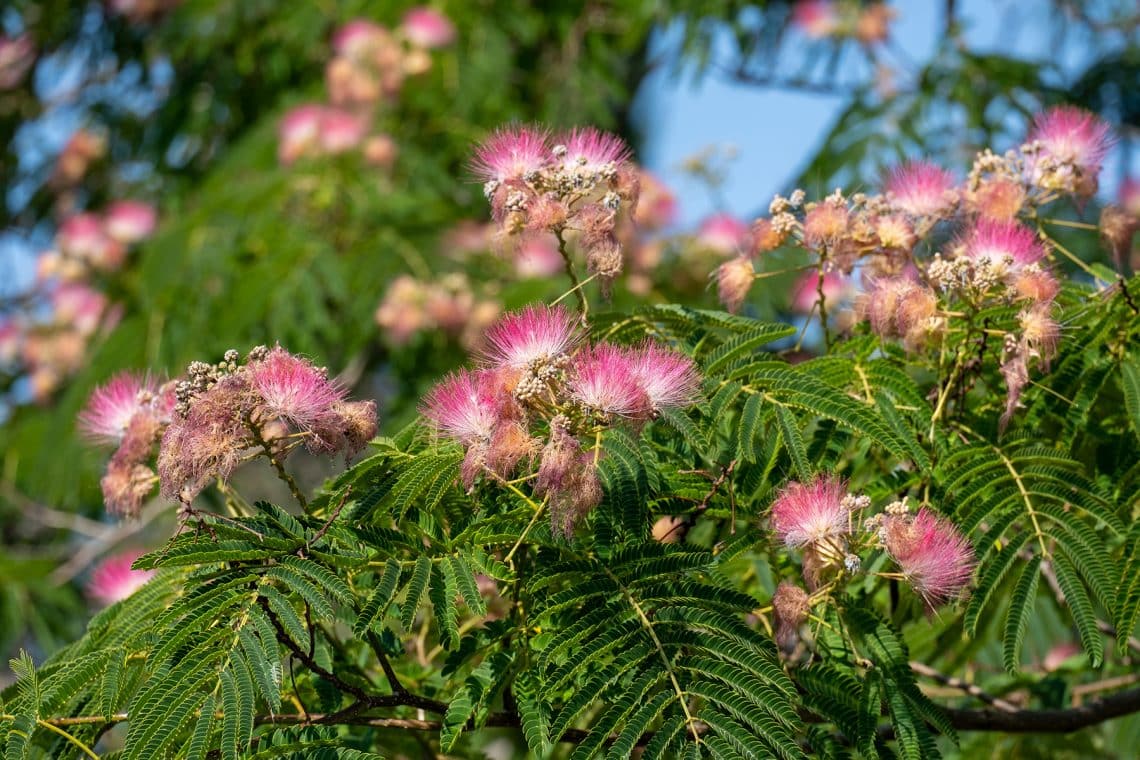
[1,0,1138,755]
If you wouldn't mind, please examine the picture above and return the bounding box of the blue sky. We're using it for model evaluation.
[636,0,1136,228]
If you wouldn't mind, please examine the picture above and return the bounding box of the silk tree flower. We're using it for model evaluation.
[0,34,35,89]
[401,7,456,49]
[769,475,851,550]
[554,127,631,175]
[332,19,388,60]
[86,550,156,606]
[0,319,20,365]
[421,369,502,447]
[960,218,1046,271]
[791,271,847,314]
[716,256,755,314]
[791,0,839,39]
[633,171,677,230]
[966,177,1026,220]
[278,104,324,164]
[247,347,346,432]
[79,373,163,445]
[885,161,957,218]
[318,108,369,154]
[478,304,581,373]
[104,201,158,244]
[696,213,751,255]
[472,125,551,185]
[802,199,849,249]
[626,341,700,413]
[1121,179,1140,218]
[1027,106,1113,195]
[882,508,975,608]
[567,343,651,420]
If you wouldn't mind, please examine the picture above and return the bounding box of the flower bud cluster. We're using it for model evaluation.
[279,8,454,166]
[768,475,974,626]
[421,304,700,536]
[471,125,641,293]
[78,346,377,513]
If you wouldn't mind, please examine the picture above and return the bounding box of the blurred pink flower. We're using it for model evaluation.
[332,19,387,60]
[318,108,368,154]
[885,160,957,218]
[401,7,456,49]
[105,201,158,244]
[0,319,21,364]
[0,34,35,89]
[86,550,156,606]
[514,234,564,278]
[791,0,839,39]
[1120,178,1140,218]
[633,171,678,230]
[1028,105,1113,181]
[792,270,848,313]
[697,213,750,255]
[50,283,108,335]
[278,104,324,164]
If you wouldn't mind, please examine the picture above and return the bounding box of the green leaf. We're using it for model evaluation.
[1003,555,1043,675]
[354,558,402,637]
[401,556,432,632]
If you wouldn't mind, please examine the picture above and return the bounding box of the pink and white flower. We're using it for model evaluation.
[401,7,456,49]
[554,127,630,173]
[421,369,501,445]
[717,256,755,314]
[885,161,957,218]
[769,475,850,549]
[332,19,387,60]
[318,108,368,154]
[1028,106,1112,181]
[278,104,324,164]
[248,347,345,431]
[567,343,650,419]
[86,550,157,606]
[882,508,974,607]
[626,341,700,412]
[791,0,839,39]
[79,373,160,445]
[478,304,581,371]
[960,218,1046,269]
[471,125,550,184]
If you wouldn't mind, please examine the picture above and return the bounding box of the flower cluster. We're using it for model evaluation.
[421,304,700,535]
[375,273,501,349]
[279,9,454,165]
[51,129,107,189]
[791,1,895,45]
[79,346,377,514]
[472,125,641,293]
[767,475,974,647]
[725,105,1115,426]
[39,202,158,280]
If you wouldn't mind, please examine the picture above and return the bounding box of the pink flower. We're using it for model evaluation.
[554,127,631,173]
[769,475,850,549]
[1028,106,1113,180]
[58,213,111,261]
[634,171,678,229]
[332,19,387,59]
[792,271,847,314]
[886,161,957,217]
[791,0,839,39]
[0,34,35,90]
[421,369,500,445]
[0,319,21,364]
[471,125,551,184]
[401,7,456,49]
[318,108,368,154]
[478,304,581,372]
[626,341,700,412]
[960,218,1046,269]
[696,213,750,255]
[717,256,755,313]
[882,508,975,607]
[802,201,849,249]
[86,550,157,606]
[567,343,650,419]
[278,104,324,164]
[104,201,158,244]
[247,347,345,431]
[78,373,160,445]
[515,235,565,278]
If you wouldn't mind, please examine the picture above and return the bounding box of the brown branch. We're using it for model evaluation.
[940,686,1140,733]
[909,661,1018,712]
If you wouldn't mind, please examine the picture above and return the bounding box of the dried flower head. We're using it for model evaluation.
[882,508,975,608]
[772,581,811,652]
